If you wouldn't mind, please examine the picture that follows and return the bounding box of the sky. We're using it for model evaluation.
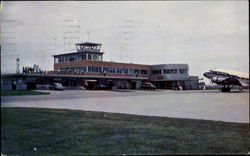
[1,1,249,81]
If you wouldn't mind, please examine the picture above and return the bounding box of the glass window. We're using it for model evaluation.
[129,69,135,75]
[123,68,128,74]
[82,53,86,60]
[179,69,187,74]
[77,54,81,61]
[141,70,148,75]
[103,67,109,73]
[152,70,162,75]
[54,57,59,63]
[165,69,177,74]
[135,69,139,75]
[88,66,92,72]
[88,53,91,60]
[109,67,115,73]
[117,68,122,74]
[163,69,167,74]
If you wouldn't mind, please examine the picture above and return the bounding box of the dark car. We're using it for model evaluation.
[140,83,156,90]
[49,83,64,90]
[94,84,109,90]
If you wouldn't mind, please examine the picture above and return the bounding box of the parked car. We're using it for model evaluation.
[94,84,109,90]
[49,83,64,90]
[140,83,156,90]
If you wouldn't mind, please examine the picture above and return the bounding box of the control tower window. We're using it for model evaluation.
[97,45,101,50]
[88,54,92,60]
[82,53,86,60]
[76,45,80,51]
[54,57,59,63]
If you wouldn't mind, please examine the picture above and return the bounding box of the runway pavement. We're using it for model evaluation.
[1,89,249,123]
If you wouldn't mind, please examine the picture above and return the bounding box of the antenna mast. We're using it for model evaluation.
[16,56,20,74]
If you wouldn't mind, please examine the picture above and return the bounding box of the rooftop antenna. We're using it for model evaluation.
[87,31,92,41]
[63,19,80,52]
[87,31,90,41]
[16,55,20,74]
[121,19,134,63]
[54,38,57,53]
[1,19,17,53]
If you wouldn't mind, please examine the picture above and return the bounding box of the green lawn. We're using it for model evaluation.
[1,107,249,155]
[0,90,50,96]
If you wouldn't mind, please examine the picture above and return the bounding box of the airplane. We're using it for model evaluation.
[203,69,249,92]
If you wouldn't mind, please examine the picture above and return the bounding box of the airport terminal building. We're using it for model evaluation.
[1,42,200,90]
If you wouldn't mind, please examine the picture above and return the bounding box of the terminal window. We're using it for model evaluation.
[179,69,188,74]
[152,70,162,75]
[164,69,178,74]
[141,70,148,75]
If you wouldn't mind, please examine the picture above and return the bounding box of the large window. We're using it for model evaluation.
[54,57,59,63]
[129,69,135,75]
[179,69,188,74]
[103,67,109,73]
[152,70,162,75]
[123,68,128,74]
[116,68,123,74]
[163,69,177,74]
[135,69,140,75]
[109,67,116,73]
[82,53,86,60]
[88,53,92,60]
[76,54,82,61]
[141,70,148,75]
[87,66,101,73]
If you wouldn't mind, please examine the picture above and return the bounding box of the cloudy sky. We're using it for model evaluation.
[1,1,249,80]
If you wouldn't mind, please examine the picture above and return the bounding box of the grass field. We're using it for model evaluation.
[0,90,50,96]
[1,107,249,155]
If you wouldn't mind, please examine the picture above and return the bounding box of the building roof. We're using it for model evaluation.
[53,51,104,57]
[75,42,102,46]
[1,73,148,80]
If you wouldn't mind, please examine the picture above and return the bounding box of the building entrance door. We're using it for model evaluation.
[12,81,16,90]
[131,82,136,89]
[27,82,36,90]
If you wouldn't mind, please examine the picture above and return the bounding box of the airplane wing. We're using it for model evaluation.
[212,76,242,86]
[204,69,249,91]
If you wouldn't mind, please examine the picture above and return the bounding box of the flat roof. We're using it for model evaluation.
[75,42,102,46]
[54,60,150,69]
[53,51,104,57]
[1,73,148,80]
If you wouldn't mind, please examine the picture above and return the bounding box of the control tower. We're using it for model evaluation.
[75,42,104,61]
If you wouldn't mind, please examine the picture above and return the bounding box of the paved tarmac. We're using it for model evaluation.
[1,89,249,123]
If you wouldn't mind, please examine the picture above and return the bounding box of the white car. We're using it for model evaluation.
[49,83,64,90]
